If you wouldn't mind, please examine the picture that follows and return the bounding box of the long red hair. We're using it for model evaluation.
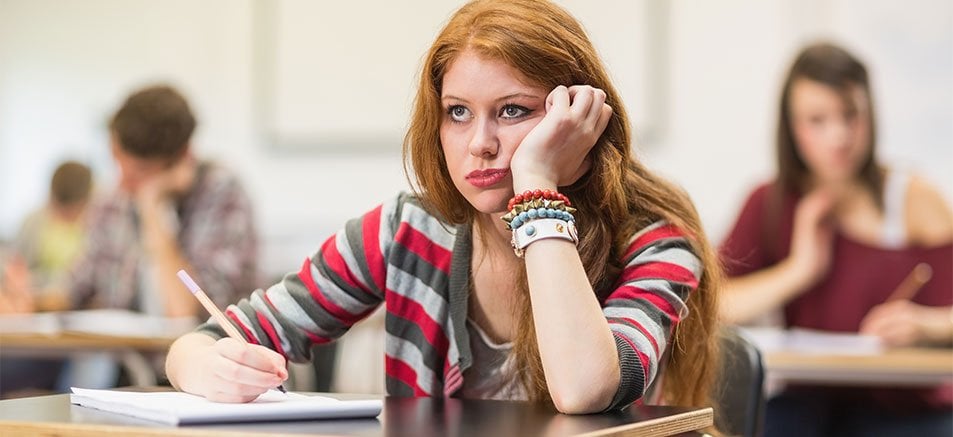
[403,0,721,410]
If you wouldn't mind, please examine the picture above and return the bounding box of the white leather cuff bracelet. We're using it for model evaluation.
[510,218,578,258]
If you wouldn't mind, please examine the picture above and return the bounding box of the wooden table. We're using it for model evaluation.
[0,331,176,352]
[0,310,196,387]
[0,391,714,437]
[764,346,953,387]
[741,327,953,387]
[0,332,179,386]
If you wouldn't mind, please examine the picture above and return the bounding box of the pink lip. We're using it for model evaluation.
[466,168,510,188]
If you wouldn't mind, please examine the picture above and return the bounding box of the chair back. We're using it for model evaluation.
[714,325,766,437]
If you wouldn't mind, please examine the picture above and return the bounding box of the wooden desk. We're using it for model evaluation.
[0,392,714,437]
[0,310,193,386]
[764,347,953,387]
[742,327,953,387]
[0,332,178,386]
[0,332,175,352]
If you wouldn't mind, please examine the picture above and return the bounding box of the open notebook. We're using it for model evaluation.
[740,327,884,355]
[70,388,383,425]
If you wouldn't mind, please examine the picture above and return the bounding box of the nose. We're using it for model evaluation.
[467,118,499,158]
[829,118,852,149]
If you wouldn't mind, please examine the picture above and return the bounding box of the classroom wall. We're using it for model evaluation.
[1,0,950,279]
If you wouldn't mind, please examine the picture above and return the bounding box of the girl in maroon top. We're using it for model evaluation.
[720,43,953,437]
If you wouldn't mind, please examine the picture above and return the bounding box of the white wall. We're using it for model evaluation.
[1,0,950,278]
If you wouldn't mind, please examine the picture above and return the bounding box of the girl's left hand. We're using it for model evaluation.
[859,300,953,347]
[510,85,613,191]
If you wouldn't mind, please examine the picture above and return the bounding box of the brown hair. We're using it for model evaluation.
[110,84,196,159]
[50,161,92,206]
[403,0,721,410]
[775,42,882,203]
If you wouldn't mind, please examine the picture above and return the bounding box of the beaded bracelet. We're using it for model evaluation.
[507,207,574,230]
[507,189,571,211]
[501,190,576,230]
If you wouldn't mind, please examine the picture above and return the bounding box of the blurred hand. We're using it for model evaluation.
[136,154,198,210]
[180,337,289,403]
[786,188,837,287]
[0,257,35,314]
[859,301,953,347]
[510,85,612,191]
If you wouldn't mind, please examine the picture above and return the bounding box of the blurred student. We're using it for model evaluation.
[0,161,92,398]
[720,43,953,437]
[69,84,259,317]
[1,161,93,312]
[3,85,260,394]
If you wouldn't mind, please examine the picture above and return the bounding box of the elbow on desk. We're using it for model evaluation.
[548,380,616,414]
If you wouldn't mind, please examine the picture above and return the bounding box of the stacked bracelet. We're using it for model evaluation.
[501,189,579,258]
[501,190,576,231]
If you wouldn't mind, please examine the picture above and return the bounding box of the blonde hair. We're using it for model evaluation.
[403,0,721,410]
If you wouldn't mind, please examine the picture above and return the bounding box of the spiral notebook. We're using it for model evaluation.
[70,388,383,425]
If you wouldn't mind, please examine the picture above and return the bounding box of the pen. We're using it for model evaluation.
[886,262,933,302]
[176,269,287,394]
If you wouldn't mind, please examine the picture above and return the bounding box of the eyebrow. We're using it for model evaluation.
[442,92,543,103]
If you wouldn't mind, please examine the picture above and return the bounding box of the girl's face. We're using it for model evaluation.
[439,50,548,215]
[789,78,871,185]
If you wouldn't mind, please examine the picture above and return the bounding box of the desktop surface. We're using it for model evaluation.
[0,391,713,437]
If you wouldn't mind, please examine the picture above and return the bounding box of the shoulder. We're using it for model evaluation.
[905,174,953,246]
[622,221,697,261]
[196,161,247,194]
[386,192,458,249]
[85,190,129,221]
[723,180,783,235]
[740,181,779,211]
[618,220,704,284]
[18,208,49,229]
[13,209,48,246]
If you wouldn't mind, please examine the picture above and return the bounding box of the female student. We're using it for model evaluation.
[167,0,721,414]
[720,43,953,436]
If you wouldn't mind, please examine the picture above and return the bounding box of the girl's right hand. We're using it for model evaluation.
[786,189,837,288]
[172,335,288,403]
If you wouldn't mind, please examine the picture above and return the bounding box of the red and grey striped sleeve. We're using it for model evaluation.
[602,221,703,410]
[195,196,401,363]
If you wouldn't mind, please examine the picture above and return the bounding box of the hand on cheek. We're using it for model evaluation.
[511,85,612,191]
[136,156,197,210]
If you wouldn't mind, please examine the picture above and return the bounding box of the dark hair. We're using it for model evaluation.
[110,85,196,159]
[50,161,92,205]
[776,42,882,203]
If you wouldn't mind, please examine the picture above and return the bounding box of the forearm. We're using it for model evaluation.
[720,258,812,324]
[166,332,216,392]
[524,239,619,414]
[140,214,199,318]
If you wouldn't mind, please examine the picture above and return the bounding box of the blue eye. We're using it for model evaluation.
[500,105,529,119]
[448,105,471,122]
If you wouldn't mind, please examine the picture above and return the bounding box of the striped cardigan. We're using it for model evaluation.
[198,193,702,409]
